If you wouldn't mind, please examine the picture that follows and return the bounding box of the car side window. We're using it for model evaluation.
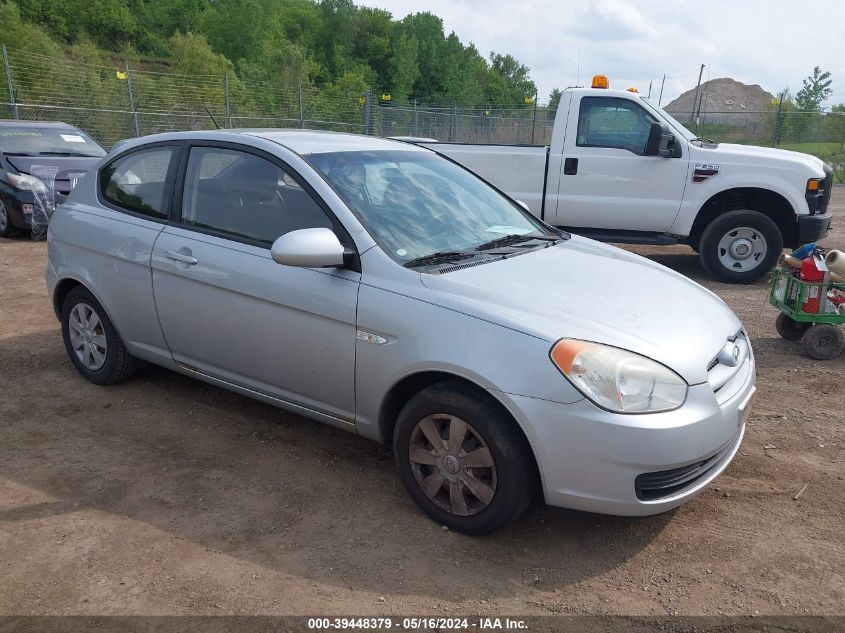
[576,97,656,154]
[180,146,333,245]
[101,147,176,219]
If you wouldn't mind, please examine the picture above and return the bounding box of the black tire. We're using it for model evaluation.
[775,313,812,341]
[61,286,139,384]
[698,210,783,284]
[801,324,845,360]
[393,381,537,535]
[0,199,18,238]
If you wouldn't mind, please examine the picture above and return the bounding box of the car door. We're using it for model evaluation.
[150,142,360,423]
[554,95,690,232]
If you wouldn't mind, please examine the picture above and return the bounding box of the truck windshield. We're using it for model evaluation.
[640,99,697,142]
[0,126,106,157]
[307,149,553,266]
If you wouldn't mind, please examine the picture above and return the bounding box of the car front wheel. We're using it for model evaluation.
[61,286,139,385]
[698,210,783,284]
[393,381,537,535]
[0,199,17,238]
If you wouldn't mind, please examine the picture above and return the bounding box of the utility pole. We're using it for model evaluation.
[689,64,705,124]
[658,74,666,106]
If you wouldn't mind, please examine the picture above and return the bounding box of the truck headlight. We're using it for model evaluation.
[8,173,47,193]
[550,339,688,413]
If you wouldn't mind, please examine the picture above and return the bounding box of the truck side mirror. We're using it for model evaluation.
[645,122,677,158]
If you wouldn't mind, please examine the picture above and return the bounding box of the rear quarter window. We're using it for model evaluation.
[100,147,176,220]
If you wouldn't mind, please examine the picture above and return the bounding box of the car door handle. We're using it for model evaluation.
[564,157,578,175]
[165,250,198,265]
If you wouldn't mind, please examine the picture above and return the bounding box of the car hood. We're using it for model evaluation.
[6,155,101,196]
[420,237,743,385]
[701,143,826,176]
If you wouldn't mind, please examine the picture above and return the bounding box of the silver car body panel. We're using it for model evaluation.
[47,129,756,517]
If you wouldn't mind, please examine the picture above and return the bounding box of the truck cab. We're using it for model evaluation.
[417,77,832,283]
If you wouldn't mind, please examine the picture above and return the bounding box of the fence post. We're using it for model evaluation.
[772,91,784,147]
[2,45,18,119]
[530,90,538,144]
[224,73,232,128]
[364,91,372,135]
[125,63,140,137]
[449,104,456,142]
[413,100,418,136]
[298,77,305,129]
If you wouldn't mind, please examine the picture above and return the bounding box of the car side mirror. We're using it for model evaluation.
[270,227,353,268]
[644,122,677,157]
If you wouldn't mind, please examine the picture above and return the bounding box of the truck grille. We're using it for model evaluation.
[635,432,741,501]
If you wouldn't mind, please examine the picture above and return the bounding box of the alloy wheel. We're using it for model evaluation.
[0,201,8,233]
[408,414,497,516]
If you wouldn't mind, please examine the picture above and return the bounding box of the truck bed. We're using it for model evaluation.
[418,142,549,217]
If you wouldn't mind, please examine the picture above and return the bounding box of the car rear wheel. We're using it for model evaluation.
[698,210,782,284]
[61,286,139,384]
[393,381,537,534]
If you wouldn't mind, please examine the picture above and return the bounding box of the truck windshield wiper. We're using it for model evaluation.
[475,233,560,251]
[403,251,476,268]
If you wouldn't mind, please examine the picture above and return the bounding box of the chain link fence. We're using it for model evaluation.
[0,46,843,181]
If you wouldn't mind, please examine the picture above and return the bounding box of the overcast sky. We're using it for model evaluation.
[358,0,844,108]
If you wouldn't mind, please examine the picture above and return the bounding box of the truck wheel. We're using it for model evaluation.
[698,210,782,284]
[775,313,811,341]
[393,381,537,535]
[801,324,845,360]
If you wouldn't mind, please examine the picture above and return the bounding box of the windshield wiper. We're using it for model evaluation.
[403,251,476,268]
[35,151,102,157]
[475,233,560,251]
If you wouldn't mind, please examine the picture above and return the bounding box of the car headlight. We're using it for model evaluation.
[550,339,688,413]
[8,173,47,193]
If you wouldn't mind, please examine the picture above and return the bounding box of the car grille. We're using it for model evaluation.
[635,432,740,501]
[707,331,751,403]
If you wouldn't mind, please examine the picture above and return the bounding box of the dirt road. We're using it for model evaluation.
[1,192,843,618]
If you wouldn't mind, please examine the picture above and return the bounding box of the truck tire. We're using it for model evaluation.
[393,381,537,535]
[698,210,783,284]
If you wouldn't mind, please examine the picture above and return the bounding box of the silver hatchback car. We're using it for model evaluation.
[47,130,756,534]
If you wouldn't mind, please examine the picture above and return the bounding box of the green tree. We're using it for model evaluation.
[548,88,563,113]
[795,66,833,112]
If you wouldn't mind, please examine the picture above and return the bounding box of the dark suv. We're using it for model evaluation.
[0,121,106,237]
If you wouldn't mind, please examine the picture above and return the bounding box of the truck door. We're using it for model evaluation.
[553,94,690,232]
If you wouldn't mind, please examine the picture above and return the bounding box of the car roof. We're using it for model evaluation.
[110,129,428,157]
[0,120,81,129]
[244,129,426,155]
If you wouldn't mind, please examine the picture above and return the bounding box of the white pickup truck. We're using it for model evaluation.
[411,80,833,283]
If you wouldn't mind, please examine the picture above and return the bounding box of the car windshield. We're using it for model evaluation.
[0,127,106,157]
[307,149,552,265]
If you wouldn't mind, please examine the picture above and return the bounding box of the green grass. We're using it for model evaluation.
[776,141,843,155]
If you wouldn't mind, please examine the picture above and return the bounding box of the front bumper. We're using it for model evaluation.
[798,212,832,244]
[497,355,755,516]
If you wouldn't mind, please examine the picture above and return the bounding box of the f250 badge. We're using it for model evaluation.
[692,163,720,183]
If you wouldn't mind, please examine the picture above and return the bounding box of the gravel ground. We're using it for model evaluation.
[0,190,843,618]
